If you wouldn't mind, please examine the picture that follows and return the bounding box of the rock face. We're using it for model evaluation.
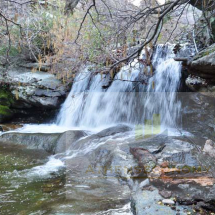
[186,43,215,94]
[3,67,67,109]
[0,130,86,154]
[0,132,62,154]
[0,65,68,122]
[189,43,215,77]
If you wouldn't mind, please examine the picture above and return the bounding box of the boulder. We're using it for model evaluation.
[1,66,67,109]
[188,43,215,76]
[55,130,87,153]
[96,124,132,138]
[186,44,215,95]
[0,132,61,153]
[0,130,86,154]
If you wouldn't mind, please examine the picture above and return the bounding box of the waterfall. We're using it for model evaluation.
[57,44,183,130]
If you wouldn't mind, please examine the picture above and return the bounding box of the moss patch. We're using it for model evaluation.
[0,90,14,104]
[0,90,15,122]
[0,105,12,116]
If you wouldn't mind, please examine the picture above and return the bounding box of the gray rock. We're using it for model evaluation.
[159,190,172,198]
[162,199,175,205]
[0,132,61,153]
[187,44,215,79]
[96,124,132,138]
[55,130,87,153]
[131,188,185,215]
[0,130,86,154]
[2,66,67,109]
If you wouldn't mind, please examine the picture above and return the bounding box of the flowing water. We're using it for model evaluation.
[0,44,190,214]
[57,45,182,129]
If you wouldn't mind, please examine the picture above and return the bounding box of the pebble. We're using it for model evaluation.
[162,199,175,205]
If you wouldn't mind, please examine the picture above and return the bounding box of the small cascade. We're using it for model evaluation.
[144,45,182,128]
[57,44,184,130]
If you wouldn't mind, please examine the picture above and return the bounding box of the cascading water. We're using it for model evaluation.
[0,44,194,214]
[57,44,182,130]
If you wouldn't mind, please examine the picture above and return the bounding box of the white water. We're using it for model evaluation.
[1,45,190,215]
[57,44,182,130]
[7,44,184,181]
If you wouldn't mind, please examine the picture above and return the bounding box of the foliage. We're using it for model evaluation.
[0,105,11,116]
[0,0,214,82]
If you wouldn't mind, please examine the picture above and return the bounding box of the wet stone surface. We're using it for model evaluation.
[0,124,215,214]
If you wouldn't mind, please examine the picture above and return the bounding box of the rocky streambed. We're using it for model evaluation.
[0,121,215,214]
[0,42,215,214]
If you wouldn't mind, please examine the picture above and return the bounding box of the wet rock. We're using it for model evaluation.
[0,130,87,154]
[185,75,208,92]
[151,143,166,154]
[139,179,150,188]
[101,73,112,89]
[181,92,215,140]
[0,124,23,132]
[194,201,215,212]
[96,124,132,138]
[0,132,61,154]
[55,130,87,153]
[130,147,157,173]
[177,198,195,206]
[131,186,186,215]
[159,138,198,167]
[149,166,215,186]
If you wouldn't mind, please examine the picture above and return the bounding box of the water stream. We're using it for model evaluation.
[0,44,190,214]
[57,44,182,129]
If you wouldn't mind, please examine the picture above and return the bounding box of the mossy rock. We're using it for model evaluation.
[0,105,13,122]
[193,43,215,61]
[0,89,15,123]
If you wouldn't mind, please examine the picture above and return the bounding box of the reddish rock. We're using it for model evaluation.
[160,161,169,168]
[149,166,215,186]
